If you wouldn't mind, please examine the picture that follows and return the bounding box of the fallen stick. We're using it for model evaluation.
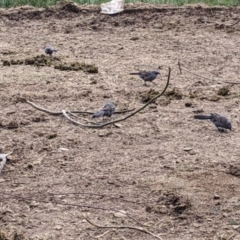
[22,67,171,128]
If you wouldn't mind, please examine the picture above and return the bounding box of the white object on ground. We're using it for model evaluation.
[101,0,124,15]
[0,154,8,174]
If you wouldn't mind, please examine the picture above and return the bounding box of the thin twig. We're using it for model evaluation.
[177,61,240,85]
[222,81,240,85]
[85,218,163,240]
[0,192,146,226]
[0,154,8,174]
[62,67,171,128]
[228,18,240,27]
[91,230,110,239]
[178,65,214,81]
[1,191,151,229]
[62,110,92,127]
[177,61,182,75]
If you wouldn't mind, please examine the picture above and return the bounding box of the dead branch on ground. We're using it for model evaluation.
[23,67,171,128]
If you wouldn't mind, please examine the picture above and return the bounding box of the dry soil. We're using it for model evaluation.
[0,2,240,240]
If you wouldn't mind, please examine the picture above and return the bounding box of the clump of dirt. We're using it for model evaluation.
[46,133,57,139]
[0,120,19,129]
[158,98,171,106]
[217,86,230,96]
[146,191,191,215]
[164,88,183,100]
[54,61,98,73]
[227,164,240,177]
[57,1,81,13]
[185,102,192,107]
[2,55,98,73]
[0,230,8,240]
[138,89,159,103]
[189,90,198,98]
[2,55,60,67]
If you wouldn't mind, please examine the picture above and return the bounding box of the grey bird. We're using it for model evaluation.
[194,113,232,132]
[92,101,115,119]
[44,45,57,56]
[130,71,160,86]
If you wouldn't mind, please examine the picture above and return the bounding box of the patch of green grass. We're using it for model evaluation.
[0,0,239,8]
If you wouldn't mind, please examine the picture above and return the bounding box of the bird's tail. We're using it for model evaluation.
[130,72,140,75]
[194,115,211,120]
[92,110,104,118]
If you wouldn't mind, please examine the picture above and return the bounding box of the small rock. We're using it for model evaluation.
[54,225,62,230]
[183,147,192,151]
[30,201,39,207]
[213,194,220,200]
[130,36,139,41]
[46,133,57,139]
[98,130,112,137]
[114,210,127,218]
[58,147,69,152]
[32,160,41,166]
[217,86,230,96]
[193,109,204,114]
[0,178,5,183]
[185,102,192,107]
[209,95,220,102]
[7,121,18,129]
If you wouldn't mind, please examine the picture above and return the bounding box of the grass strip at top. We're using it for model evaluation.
[1,0,240,8]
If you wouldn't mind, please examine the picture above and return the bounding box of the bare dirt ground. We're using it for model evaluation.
[1,2,240,239]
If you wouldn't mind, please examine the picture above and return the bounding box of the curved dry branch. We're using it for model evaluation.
[63,67,171,128]
[22,67,171,128]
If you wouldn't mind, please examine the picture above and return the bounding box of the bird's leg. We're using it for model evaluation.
[218,128,224,132]
[143,81,147,87]
[102,116,110,123]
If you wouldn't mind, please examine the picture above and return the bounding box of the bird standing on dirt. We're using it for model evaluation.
[130,70,160,86]
[92,101,115,119]
[194,113,232,132]
[44,45,57,56]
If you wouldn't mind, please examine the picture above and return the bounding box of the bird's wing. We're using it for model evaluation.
[102,103,114,112]
[140,71,153,80]
[210,113,221,122]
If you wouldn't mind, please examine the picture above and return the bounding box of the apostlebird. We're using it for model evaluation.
[92,101,115,119]
[44,45,57,56]
[194,113,232,132]
[130,70,160,86]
